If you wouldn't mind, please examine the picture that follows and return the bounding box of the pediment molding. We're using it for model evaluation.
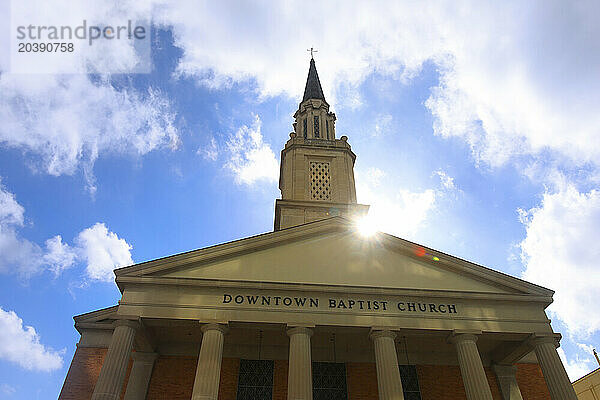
[115,217,553,300]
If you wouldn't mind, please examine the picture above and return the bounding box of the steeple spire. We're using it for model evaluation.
[275,58,369,230]
[302,58,327,104]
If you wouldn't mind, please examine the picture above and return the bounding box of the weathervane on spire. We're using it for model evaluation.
[307,47,318,59]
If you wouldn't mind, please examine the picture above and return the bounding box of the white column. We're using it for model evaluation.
[492,364,523,400]
[369,330,404,400]
[191,323,228,400]
[287,326,313,400]
[92,319,139,400]
[123,352,157,400]
[449,333,493,400]
[532,336,577,400]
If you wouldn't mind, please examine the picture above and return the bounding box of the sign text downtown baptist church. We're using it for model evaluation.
[223,293,458,314]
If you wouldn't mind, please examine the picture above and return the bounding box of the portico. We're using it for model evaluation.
[59,217,575,400]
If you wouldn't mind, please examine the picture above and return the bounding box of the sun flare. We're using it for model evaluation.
[355,215,378,237]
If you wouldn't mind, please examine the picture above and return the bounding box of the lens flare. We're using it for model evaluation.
[414,247,426,257]
[355,216,377,237]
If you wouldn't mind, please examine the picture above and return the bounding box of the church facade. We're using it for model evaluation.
[59,59,577,400]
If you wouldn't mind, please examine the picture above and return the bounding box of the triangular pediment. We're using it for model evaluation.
[116,218,552,298]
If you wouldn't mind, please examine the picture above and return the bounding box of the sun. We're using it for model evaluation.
[355,215,378,237]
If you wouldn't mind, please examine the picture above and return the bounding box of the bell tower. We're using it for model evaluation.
[274,57,369,230]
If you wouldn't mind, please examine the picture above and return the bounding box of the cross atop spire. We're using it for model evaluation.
[302,57,327,104]
[307,47,318,59]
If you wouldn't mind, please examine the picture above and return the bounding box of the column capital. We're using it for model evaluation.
[201,323,228,335]
[530,334,561,348]
[114,318,141,330]
[448,330,481,344]
[286,326,313,337]
[369,329,396,341]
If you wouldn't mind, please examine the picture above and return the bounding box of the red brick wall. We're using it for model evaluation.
[516,363,551,400]
[416,365,503,400]
[145,356,240,400]
[485,367,503,400]
[346,362,378,400]
[218,358,240,400]
[273,359,289,400]
[417,364,467,399]
[60,351,551,400]
[58,347,108,400]
[146,355,196,399]
[58,347,133,400]
[418,363,550,400]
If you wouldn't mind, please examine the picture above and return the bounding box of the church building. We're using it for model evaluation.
[59,58,578,400]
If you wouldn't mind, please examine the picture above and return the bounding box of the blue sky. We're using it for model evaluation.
[1,1,600,398]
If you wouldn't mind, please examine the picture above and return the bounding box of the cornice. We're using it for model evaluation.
[115,275,553,305]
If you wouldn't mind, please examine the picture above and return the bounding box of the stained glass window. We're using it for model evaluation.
[312,362,347,400]
[399,365,422,400]
[314,116,320,138]
[236,359,274,400]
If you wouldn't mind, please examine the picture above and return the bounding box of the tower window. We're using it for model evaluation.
[326,120,329,139]
[303,118,307,138]
[314,115,320,138]
[310,161,330,201]
[236,359,274,400]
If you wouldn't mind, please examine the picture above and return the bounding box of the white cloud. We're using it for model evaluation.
[520,184,600,336]
[0,183,24,226]
[558,347,594,381]
[76,223,133,282]
[434,169,456,191]
[356,167,462,238]
[2,1,597,189]
[198,137,219,161]
[357,169,437,238]
[148,1,600,171]
[0,1,180,193]
[0,384,16,396]
[0,307,63,372]
[225,115,279,186]
[0,180,132,280]
[576,342,595,355]
[0,76,178,193]
[0,180,45,278]
[373,114,393,137]
[43,235,77,275]
[3,0,156,74]
[365,167,385,187]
